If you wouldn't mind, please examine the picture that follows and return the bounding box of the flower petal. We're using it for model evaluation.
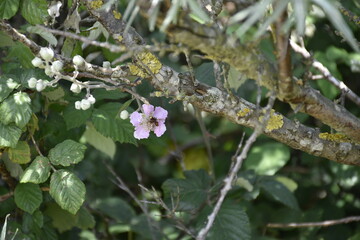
[154,121,166,137]
[142,104,154,116]
[134,125,150,139]
[153,106,168,120]
[130,111,142,126]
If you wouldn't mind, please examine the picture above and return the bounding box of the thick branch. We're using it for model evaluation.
[167,27,360,143]
[82,0,360,165]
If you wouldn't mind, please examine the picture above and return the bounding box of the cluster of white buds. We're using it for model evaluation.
[75,95,96,110]
[27,77,49,92]
[70,82,83,93]
[31,47,64,79]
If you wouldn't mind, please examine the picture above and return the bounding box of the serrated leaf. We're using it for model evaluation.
[42,87,65,101]
[0,123,21,148]
[20,0,48,25]
[14,183,42,214]
[197,201,251,240]
[92,103,137,145]
[27,26,57,46]
[259,177,299,210]
[92,197,135,223]
[20,156,51,184]
[50,169,86,214]
[244,143,290,175]
[83,123,116,159]
[8,141,31,164]
[2,152,23,178]
[162,169,211,211]
[63,104,92,130]
[48,139,86,166]
[0,0,20,19]
[0,91,32,128]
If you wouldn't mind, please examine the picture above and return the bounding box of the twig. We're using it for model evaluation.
[0,192,13,202]
[266,216,360,228]
[37,25,126,52]
[196,93,276,240]
[104,161,159,240]
[290,40,360,107]
[31,135,44,157]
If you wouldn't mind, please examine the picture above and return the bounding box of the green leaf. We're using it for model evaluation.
[259,177,299,210]
[92,197,135,223]
[20,0,48,25]
[92,103,137,145]
[195,62,215,86]
[8,141,31,164]
[197,201,251,240]
[63,104,92,130]
[83,123,116,159]
[20,156,51,184]
[50,169,86,214]
[27,26,58,46]
[6,42,34,68]
[0,76,16,102]
[76,207,96,229]
[162,169,211,211]
[244,143,290,175]
[0,0,20,19]
[41,86,65,101]
[92,88,128,101]
[14,183,42,214]
[0,91,32,128]
[48,139,86,166]
[45,202,78,232]
[0,123,22,148]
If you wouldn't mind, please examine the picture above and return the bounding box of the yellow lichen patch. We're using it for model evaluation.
[237,107,251,117]
[129,51,162,78]
[259,110,284,131]
[113,10,122,19]
[89,0,103,9]
[319,132,351,143]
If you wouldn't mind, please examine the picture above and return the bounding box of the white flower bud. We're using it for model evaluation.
[75,101,81,110]
[70,83,82,93]
[73,55,84,66]
[51,60,63,72]
[102,61,111,68]
[36,80,46,92]
[44,67,54,77]
[120,110,129,120]
[39,47,54,61]
[87,95,96,104]
[48,1,62,18]
[28,78,37,88]
[31,57,43,67]
[80,99,91,110]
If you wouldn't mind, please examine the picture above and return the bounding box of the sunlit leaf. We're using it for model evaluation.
[83,123,116,159]
[8,141,31,164]
[50,169,86,214]
[0,123,22,148]
[48,139,87,166]
[21,156,51,184]
[20,0,48,25]
[0,91,32,128]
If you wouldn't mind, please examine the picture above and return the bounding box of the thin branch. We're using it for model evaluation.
[290,40,360,107]
[267,216,360,228]
[37,25,126,52]
[196,94,276,240]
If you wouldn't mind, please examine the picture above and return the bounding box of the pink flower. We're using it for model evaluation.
[130,104,168,139]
